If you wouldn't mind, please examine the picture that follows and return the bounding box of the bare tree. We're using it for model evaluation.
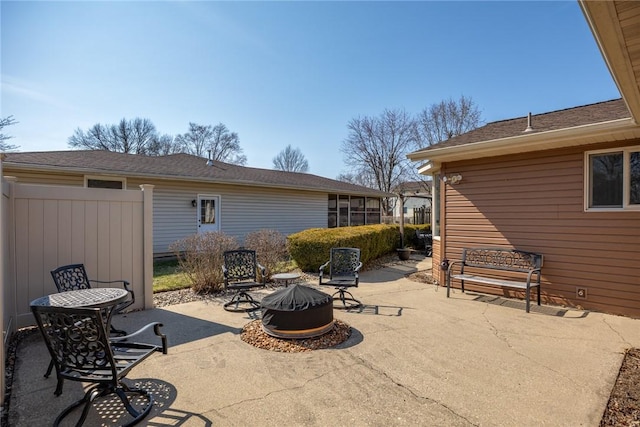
[0,116,19,151]
[336,171,377,188]
[416,95,482,146]
[174,122,212,157]
[341,108,419,213]
[176,122,246,165]
[211,123,246,165]
[273,145,309,172]
[147,134,181,156]
[68,118,160,154]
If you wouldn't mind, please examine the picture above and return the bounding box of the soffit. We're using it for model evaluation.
[580,0,640,123]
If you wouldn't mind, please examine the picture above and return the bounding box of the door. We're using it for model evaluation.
[197,195,220,233]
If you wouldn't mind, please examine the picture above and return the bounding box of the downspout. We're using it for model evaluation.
[439,166,447,286]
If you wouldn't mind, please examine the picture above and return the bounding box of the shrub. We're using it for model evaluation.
[244,229,289,281]
[288,224,400,272]
[169,232,239,293]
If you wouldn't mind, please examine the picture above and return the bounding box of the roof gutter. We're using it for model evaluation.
[407,117,639,165]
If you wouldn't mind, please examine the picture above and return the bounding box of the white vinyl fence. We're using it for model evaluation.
[0,155,154,408]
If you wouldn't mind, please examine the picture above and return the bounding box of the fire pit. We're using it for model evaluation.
[261,284,333,339]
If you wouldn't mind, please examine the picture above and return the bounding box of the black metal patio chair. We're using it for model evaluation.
[31,304,168,426]
[416,229,433,257]
[50,263,134,335]
[319,247,363,309]
[222,249,267,312]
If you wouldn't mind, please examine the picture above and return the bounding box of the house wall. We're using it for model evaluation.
[126,178,327,255]
[439,140,640,318]
[393,196,431,219]
[2,169,328,256]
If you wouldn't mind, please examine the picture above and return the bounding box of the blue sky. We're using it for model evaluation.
[1,1,621,179]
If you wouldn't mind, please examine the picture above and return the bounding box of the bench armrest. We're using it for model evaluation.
[446,260,463,277]
[446,260,463,298]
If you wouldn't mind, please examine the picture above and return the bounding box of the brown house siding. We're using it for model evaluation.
[441,141,640,318]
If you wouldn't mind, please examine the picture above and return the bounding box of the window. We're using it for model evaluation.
[328,194,338,228]
[586,147,640,210]
[350,197,365,226]
[85,176,125,189]
[327,195,382,228]
[366,198,381,224]
[339,195,349,227]
[200,199,216,224]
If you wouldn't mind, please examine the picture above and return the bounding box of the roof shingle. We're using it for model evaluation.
[2,150,390,197]
[422,98,629,151]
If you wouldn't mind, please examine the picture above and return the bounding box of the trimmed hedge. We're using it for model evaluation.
[288,223,430,272]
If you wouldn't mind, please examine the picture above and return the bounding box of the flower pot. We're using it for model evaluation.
[397,248,411,261]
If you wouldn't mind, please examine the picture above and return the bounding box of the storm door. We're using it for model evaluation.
[197,195,220,233]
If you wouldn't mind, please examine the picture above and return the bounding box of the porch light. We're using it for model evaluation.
[443,174,462,184]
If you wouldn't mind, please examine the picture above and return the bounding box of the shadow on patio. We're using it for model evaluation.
[7,258,640,426]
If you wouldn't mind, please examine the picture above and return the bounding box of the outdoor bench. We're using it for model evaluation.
[446,247,543,313]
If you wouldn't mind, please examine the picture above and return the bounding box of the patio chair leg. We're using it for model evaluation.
[115,382,154,421]
[224,291,261,312]
[331,289,362,310]
[45,359,54,378]
[53,382,153,427]
[54,376,64,396]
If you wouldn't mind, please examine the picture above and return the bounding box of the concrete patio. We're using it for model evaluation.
[8,256,640,426]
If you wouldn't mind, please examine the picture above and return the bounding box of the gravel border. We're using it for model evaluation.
[241,319,351,352]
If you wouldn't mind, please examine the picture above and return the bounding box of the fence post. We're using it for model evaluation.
[0,153,4,408]
[140,184,155,309]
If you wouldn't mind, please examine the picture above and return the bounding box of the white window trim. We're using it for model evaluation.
[584,146,640,212]
[84,175,127,190]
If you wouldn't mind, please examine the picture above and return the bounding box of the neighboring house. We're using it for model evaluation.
[407,0,640,318]
[391,181,432,225]
[2,150,389,257]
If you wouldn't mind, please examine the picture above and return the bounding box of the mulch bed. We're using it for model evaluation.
[600,348,640,426]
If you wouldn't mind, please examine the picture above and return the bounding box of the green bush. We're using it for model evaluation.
[288,224,400,272]
[169,231,239,293]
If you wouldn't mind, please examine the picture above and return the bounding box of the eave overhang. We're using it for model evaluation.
[579,0,640,123]
[407,117,640,166]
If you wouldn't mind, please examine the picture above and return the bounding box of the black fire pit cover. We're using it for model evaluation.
[261,284,333,338]
[262,284,331,311]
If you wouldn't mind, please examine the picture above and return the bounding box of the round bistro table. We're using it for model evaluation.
[271,272,302,287]
[30,288,129,310]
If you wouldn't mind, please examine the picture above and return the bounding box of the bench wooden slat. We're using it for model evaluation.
[450,274,539,290]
